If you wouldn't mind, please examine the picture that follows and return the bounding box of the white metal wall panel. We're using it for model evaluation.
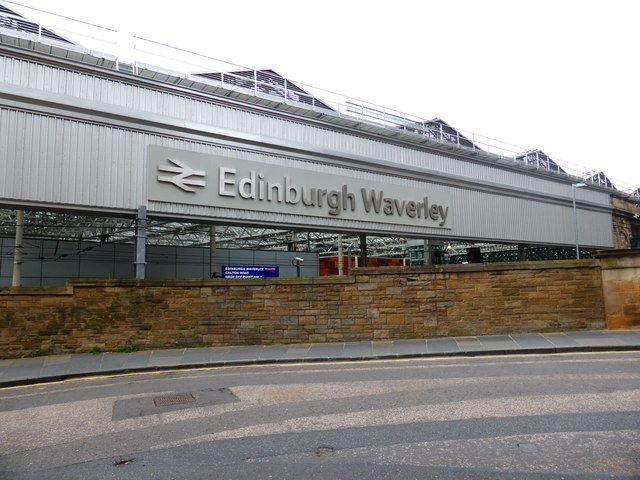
[0,54,612,207]
[0,108,146,209]
[0,106,613,246]
[0,52,614,247]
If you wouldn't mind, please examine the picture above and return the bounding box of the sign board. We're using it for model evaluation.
[222,266,280,278]
[148,146,452,230]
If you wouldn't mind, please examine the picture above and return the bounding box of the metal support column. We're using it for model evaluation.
[337,234,344,275]
[210,225,218,278]
[572,183,586,259]
[423,239,430,265]
[11,209,24,287]
[518,243,527,261]
[135,206,147,279]
[359,233,367,268]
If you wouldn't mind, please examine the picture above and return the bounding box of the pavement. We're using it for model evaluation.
[1,329,639,388]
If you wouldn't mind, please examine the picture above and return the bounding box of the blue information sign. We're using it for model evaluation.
[222,266,279,278]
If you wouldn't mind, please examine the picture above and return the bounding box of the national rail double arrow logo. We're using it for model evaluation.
[157,159,206,193]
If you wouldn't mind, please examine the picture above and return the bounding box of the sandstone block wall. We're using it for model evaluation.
[0,260,607,357]
[595,249,640,328]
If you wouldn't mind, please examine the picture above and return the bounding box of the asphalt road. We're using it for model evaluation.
[1,352,639,479]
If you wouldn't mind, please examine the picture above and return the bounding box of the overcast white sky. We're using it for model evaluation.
[8,0,640,192]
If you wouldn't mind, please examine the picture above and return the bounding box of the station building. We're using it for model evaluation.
[1,3,639,287]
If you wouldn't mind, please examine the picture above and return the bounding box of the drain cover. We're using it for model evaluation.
[153,393,196,407]
[113,388,239,420]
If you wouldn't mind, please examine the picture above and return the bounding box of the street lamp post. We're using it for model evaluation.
[292,257,304,277]
[572,183,587,259]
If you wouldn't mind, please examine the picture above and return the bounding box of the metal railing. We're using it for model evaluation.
[1,1,638,197]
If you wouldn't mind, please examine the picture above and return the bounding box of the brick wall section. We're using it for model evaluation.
[594,249,640,328]
[0,260,605,357]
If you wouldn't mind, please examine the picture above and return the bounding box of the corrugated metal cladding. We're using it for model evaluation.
[0,54,608,203]
[0,50,614,247]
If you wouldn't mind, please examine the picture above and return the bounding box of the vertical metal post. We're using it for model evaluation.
[254,70,258,96]
[12,209,24,287]
[572,188,579,259]
[572,183,586,260]
[132,33,138,75]
[423,239,430,265]
[359,233,367,268]
[210,225,217,278]
[337,234,344,276]
[518,243,527,262]
[135,206,147,279]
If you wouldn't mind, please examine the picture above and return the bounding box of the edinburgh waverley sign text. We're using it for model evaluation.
[147,146,451,229]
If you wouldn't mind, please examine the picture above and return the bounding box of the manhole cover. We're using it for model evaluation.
[153,393,196,407]
[113,388,239,420]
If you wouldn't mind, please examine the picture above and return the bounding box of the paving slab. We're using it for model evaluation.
[98,353,129,371]
[510,334,556,349]
[371,341,400,356]
[258,345,295,360]
[123,351,154,368]
[149,349,186,366]
[426,338,459,354]
[281,345,315,358]
[179,347,215,365]
[60,354,104,374]
[454,336,485,352]
[308,344,346,358]
[343,342,374,358]
[286,344,312,354]
[562,331,629,347]
[541,333,582,348]
[477,335,520,351]
[219,345,264,362]
[43,354,72,366]
[595,330,640,345]
[393,339,428,356]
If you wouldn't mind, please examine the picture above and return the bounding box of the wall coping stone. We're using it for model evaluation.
[0,286,73,295]
[0,260,602,295]
[66,275,355,288]
[352,259,599,276]
[593,249,640,258]
[593,249,640,271]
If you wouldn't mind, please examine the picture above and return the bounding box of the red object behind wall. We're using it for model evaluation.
[319,256,404,276]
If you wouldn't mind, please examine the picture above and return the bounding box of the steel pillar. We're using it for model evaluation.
[11,209,24,287]
[135,206,147,279]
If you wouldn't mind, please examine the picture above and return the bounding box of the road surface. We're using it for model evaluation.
[1,352,638,479]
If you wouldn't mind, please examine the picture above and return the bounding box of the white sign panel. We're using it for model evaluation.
[147,146,452,229]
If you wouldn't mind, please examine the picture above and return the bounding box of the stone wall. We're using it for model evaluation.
[594,249,640,328]
[0,260,606,357]
[611,196,640,249]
